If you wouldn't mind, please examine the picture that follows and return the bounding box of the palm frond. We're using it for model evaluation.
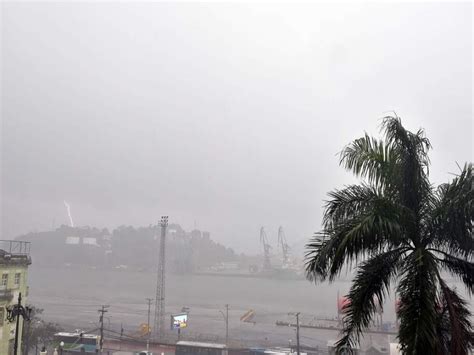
[429,163,473,258]
[306,201,406,282]
[381,115,432,171]
[438,279,473,354]
[339,133,397,190]
[397,249,439,353]
[436,253,474,295]
[306,182,410,282]
[434,301,450,355]
[305,234,333,282]
[336,248,406,349]
[381,116,432,222]
[324,184,405,228]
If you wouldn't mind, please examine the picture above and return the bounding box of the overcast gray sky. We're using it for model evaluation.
[1,2,472,253]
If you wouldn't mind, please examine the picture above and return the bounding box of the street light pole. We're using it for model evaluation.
[296,312,300,355]
[145,297,153,352]
[219,304,229,345]
[288,312,300,355]
[6,292,31,355]
[225,304,229,345]
[146,298,153,334]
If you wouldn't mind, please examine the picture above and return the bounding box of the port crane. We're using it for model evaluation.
[278,226,290,267]
[260,227,272,270]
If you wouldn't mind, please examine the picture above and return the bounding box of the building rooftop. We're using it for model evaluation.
[55,332,98,340]
[0,240,31,265]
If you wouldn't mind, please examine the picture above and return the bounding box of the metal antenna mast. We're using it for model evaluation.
[154,216,168,339]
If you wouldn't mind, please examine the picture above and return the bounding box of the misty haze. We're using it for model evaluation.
[1,2,473,355]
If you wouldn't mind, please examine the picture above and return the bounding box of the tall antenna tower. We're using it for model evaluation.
[154,216,168,338]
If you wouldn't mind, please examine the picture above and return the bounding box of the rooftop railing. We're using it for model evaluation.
[0,240,31,256]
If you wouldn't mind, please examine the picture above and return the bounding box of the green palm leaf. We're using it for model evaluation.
[336,247,406,348]
[437,280,473,353]
[305,116,473,352]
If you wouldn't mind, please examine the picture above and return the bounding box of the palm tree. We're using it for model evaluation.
[305,116,473,353]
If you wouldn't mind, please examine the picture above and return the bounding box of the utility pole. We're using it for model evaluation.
[154,216,168,339]
[288,312,300,355]
[225,304,229,345]
[146,298,153,352]
[98,305,109,354]
[219,304,229,345]
[296,312,300,355]
[146,298,153,334]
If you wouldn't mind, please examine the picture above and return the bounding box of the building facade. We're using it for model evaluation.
[0,241,31,355]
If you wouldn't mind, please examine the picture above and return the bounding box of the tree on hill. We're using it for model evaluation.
[305,116,473,353]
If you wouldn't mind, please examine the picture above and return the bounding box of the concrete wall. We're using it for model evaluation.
[0,261,29,354]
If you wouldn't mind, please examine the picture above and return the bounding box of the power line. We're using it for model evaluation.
[103,328,145,341]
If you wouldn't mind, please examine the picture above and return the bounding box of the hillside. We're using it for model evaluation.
[16,224,240,273]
